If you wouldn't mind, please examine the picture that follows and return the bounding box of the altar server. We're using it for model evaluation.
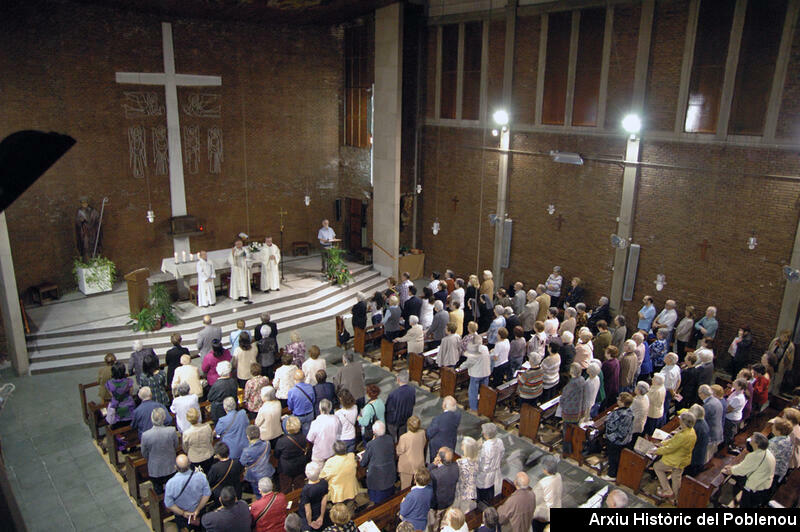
[196,250,217,307]
[228,240,252,303]
[259,236,281,292]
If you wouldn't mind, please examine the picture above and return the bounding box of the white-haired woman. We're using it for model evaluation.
[394,315,425,354]
[300,462,328,530]
[255,386,283,448]
[583,362,602,420]
[631,381,650,443]
[480,270,494,298]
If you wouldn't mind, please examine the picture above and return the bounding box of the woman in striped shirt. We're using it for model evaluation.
[540,343,561,402]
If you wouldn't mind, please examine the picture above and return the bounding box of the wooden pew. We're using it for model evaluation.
[104,425,139,478]
[771,468,800,508]
[126,455,150,512]
[465,479,516,529]
[616,414,681,494]
[380,338,406,370]
[354,487,412,530]
[518,397,561,450]
[354,324,383,354]
[439,366,469,398]
[79,381,109,443]
[478,379,519,427]
[335,315,350,348]
[408,347,438,384]
[147,487,168,532]
[562,404,618,467]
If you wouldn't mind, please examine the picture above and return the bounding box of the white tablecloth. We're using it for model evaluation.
[160,248,262,279]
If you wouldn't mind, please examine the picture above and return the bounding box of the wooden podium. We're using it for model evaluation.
[124,268,150,315]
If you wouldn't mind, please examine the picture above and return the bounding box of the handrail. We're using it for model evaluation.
[370,240,396,260]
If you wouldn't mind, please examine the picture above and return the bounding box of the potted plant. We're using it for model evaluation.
[149,284,177,327]
[127,284,178,332]
[325,247,354,285]
[74,256,116,295]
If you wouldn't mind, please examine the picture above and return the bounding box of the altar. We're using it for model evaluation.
[160,248,264,299]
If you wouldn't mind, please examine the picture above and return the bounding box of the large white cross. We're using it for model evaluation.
[116,22,221,255]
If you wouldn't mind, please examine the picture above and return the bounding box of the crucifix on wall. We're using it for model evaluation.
[555,213,565,231]
[698,239,712,262]
[115,22,222,256]
[451,195,460,211]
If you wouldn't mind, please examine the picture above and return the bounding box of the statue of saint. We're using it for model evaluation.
[75,197,101,261]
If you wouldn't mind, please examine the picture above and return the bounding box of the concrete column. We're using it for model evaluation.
[609,137,641,315]
[777,221,800,336]
[372,3,403,278]
[0,213,28,375]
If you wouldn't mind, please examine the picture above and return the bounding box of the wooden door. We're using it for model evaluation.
[346,198,363,251]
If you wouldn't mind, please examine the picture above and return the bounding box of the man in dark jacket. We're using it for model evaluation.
[385,370,416,441]
[587,296,612,334]
[360,421,397,503]
[428,447,460,529]
[402,286,423,330]
[426,301,449,349]
[352,293,368,331]
[685,404,710,477]
[426,396,461,462]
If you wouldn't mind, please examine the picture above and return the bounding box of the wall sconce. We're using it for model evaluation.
[146,209,155,223]
[748,233,758,250]
[547,204,555,215]
[655,273,666,292]
[432,220,440,235]
[304,195,311,206]
[416,184,422,194]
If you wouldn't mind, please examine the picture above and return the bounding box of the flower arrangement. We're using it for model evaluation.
[73,256,117,293]
[247,241,263,254]
[325,247,353,285]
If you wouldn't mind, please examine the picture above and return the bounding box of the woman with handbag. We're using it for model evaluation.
[274,416,310,493]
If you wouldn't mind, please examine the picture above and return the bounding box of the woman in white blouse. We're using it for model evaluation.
[334,388,359,453]
[273,352,298,404]
[631,381,650,441]
[254,386,283,447]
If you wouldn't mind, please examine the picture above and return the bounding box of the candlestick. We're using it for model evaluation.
[174,252,178,264]
[182,250,187,262]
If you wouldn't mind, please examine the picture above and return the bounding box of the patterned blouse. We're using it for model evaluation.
[105,378,135,424]
[605,407,634,446]
[769,434,792,482]
[139,371,170,407]
[455,457,477,502]
[476,438,505,490]
[285,341,307,367]
[244,376,269,412]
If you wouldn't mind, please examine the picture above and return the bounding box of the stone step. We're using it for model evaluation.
[25,263,374,340]
[26,268,379,351]
[27,274,385,364]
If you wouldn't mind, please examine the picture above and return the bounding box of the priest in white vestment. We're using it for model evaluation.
[228,240,253,303]
[196,250,216,307]
[259,236,281,292]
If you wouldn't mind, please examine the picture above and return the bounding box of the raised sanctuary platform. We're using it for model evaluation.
[24,255,385,374]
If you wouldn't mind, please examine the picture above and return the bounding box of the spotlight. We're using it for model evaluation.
[491,129,499,137]
[748,234,758,250]
[304,195,311,206]
[492,109,509,127]
[146,209,155,223]
[655,273,666,292]
[622,114,642,135]
[547,205,555,215]
[432,220,440,235]
[416,184,422,194]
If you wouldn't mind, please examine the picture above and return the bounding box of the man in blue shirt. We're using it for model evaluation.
[287,369,315,436]
[694,306,719,340]
[317,219,336,273]
[131,387,173,435]
[637,295,656,333]
[399,467,433,531]
[165,454,211,530]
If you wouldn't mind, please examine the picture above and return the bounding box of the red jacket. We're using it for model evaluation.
[753,375,769,407]
[249,491,287,532]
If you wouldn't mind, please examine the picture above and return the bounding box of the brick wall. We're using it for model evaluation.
[419,0,800,349]
[644,0,689,132]
[777,19,800,140]
[605,3,641,130]
[1,0,344,294]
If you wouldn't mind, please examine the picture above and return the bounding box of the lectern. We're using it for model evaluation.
[124,268,150,315]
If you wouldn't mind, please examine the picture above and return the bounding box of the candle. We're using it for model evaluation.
[182,250,187,262]
[174,252,178,264]
[189,253,194,261]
